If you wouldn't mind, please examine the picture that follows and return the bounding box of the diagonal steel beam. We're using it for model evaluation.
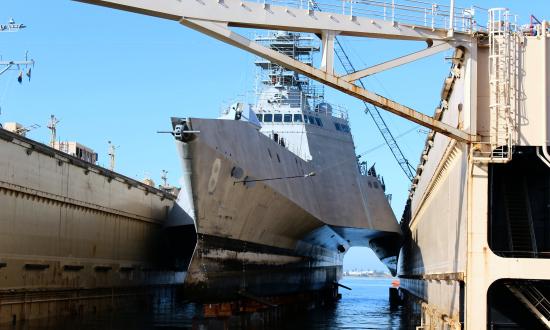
[74,0,474,142]
[75,0,469,42]
[180,18,473,143]
[340,41,453,82]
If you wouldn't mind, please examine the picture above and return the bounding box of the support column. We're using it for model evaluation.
[465,161,490,328]
[320,30,337,75]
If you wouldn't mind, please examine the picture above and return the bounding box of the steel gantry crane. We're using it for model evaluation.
[75,0,476,143]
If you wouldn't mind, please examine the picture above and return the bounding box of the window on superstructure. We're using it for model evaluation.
[293,114,303,123]
[314,117,323,127]
[257,114,263,122]
[334,122,342,131]
[303,115,309,124]
[308,116,315,125]
[284,114,292,123]
[342,124,350,133]
[274,114,283,123]
[264,114,273,122]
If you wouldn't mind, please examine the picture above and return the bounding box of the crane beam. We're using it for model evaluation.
[75,0,476,143]
[340,41,453,82]
[76,0,470,42]
[181,18,473,142]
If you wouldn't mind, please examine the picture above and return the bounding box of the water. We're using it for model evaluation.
[286,277,405,329]
[14,277,405,330]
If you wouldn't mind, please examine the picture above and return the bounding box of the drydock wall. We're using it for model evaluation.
[0,130,184,323]
[400,26,550,329]
[398,49,471,323]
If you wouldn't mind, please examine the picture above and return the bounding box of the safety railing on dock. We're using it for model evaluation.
[256,0,478,33]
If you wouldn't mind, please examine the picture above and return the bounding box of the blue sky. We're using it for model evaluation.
[2,1,548,272]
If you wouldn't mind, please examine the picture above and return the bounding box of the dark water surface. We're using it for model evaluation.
[284,277,405,329]
[15,277,405,330]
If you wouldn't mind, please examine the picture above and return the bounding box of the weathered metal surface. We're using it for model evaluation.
[399,24,550,329]
[0,129,190,323]
[340,41,454,82]
[75,0,472,41]
[179,18,474,143]
[75,0,475,142]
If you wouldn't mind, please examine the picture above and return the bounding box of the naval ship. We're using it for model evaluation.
[48,0,550,326]
[167,32,402,301]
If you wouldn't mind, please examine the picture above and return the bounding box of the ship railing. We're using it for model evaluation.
[255,0,478,33]
[255,90,349,120]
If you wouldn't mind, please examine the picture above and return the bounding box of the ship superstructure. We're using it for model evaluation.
[168,31,401,301]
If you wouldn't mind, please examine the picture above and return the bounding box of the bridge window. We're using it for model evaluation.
[314,117,323,127]
[256,114,263,122]
[334,122,342,131]
[264,114,273,122]
[284,114,292,123]
[304,115,309,124]
[293,114,303,122]
[274,114,283,123]
[308,116,315,125]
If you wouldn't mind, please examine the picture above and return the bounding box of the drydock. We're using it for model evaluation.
[4,0,550,328]
[74,0,550,328]
[0,127,189,324]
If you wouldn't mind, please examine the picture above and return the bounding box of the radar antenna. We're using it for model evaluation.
[14,123,40,136]
[47,115,60,147]
[0,18,26,32]
[1,20,34,80]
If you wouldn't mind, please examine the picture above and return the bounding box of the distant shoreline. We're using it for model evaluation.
[343,274,393,279]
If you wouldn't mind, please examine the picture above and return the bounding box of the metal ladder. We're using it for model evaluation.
[487,8,517,162]
[506,283,550,328]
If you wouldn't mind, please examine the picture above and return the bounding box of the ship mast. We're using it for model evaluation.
[108,141,119,171]
[161,170,168,188]
[47,115,60,147]
[0,19,34,79]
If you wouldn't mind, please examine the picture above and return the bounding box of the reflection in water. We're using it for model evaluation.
[14,278,404,330]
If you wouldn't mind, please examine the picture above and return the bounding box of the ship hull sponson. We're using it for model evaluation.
[171,117,402,298]
[184,234,342,301]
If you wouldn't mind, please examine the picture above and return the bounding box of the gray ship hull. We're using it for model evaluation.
[170,117,402,301]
